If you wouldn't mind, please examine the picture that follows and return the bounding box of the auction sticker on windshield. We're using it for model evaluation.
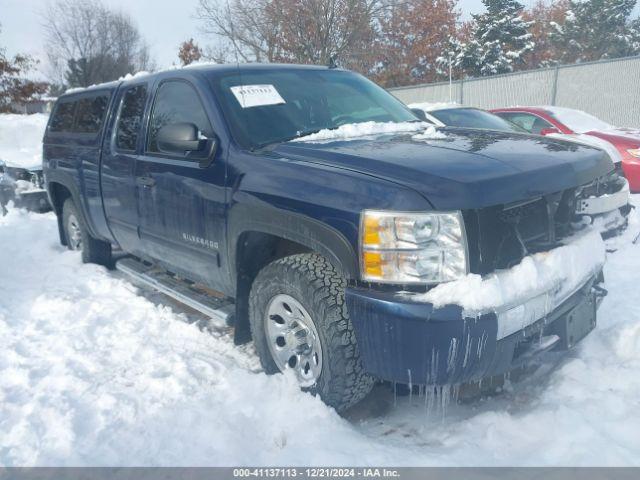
[230,84,286,108]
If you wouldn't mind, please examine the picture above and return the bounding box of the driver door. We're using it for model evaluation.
[135,79,227,291]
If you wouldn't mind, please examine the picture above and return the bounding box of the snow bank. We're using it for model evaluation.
[0,208,394,466]
[1,200,640,466]
[417,229,605,312]
[298,121,435,142]
[0,114,49,170]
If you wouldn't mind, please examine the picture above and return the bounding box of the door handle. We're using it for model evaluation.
[136,176,156,188]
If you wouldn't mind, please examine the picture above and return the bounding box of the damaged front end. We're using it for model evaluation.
[575,168,631,238]
[0,161,51,214]
[346,174,614,386]
[464,169,629,276]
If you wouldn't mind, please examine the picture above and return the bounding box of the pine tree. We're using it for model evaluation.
[551,0,640,63]
[522,0,571,68]
[447,0,534,77]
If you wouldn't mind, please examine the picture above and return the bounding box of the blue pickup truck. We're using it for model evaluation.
[44,64,613,411]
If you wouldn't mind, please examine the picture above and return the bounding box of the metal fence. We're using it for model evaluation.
[388,56,640,128]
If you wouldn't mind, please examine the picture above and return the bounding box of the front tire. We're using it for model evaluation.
[249,253,374,412]
[62,198,112,266]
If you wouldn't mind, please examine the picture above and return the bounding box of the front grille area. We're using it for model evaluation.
[464,169,627,275]
[464,189,581,275]
[4,167,45,189]
[577,168,627,198]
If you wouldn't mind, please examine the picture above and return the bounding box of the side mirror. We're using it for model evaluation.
[539,127,561,136]
[411,108,428,122]
[157,122,218,167]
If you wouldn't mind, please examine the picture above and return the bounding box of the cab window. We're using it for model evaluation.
[115,85,148,151]
[147,81,213,154]
[74,94,110,133]
[49,100,77,132]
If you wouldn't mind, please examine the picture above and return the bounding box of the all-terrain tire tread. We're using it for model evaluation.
[249,253,374,412]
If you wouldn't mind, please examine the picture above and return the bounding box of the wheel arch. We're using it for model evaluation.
[228,206,359,345]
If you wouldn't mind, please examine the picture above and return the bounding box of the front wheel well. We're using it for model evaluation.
[233,231,313,344]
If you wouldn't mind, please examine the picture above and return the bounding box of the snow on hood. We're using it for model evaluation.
[599,127,640,141]
[412,126,447,141]
[542,106,614,134]
[297,121,445,142]
[0,113,49,170]
[415,228,605,312]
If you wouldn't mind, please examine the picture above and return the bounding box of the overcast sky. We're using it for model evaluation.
[1,0,638,81]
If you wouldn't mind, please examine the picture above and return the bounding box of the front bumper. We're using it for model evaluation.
[14,188,51,212]
[347,271,604,385]
[576,177,629,215]
[576,176,631,238]
[0,169,51,213]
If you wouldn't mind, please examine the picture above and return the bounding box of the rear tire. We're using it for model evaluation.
[62,198,112,267]
[249,253,374,412]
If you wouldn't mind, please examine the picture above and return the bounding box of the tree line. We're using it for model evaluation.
[1,0,639,112]
[195,0,640,87]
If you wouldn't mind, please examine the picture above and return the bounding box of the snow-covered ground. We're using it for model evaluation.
[0,114,48,170]
[1,112,639,466]
[1,200,640,466]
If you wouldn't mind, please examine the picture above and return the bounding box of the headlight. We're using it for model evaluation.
[360,210,468,284]
[628,148,640,158]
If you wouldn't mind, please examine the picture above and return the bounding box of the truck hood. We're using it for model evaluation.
[275,128,613,210]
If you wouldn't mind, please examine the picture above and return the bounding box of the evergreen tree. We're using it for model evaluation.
[447,0,534,77]
[522,0,571,68]
[551,0,640,63]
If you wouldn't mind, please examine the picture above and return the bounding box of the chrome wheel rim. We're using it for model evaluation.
[67,214,82,250]
[265,294,323,387]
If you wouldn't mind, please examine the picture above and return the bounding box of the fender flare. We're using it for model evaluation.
[228,204,359,282]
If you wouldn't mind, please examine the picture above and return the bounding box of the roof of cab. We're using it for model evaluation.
[58,63,338,100]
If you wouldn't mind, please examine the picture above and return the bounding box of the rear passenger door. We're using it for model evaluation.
[102,83,149,255]
[135,78,227,291]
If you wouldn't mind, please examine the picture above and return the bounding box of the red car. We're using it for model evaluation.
[491,106,640,192]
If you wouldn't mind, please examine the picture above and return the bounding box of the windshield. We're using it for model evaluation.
[429,108,525,132]
[209,69,418,149]
[545,107,614,133]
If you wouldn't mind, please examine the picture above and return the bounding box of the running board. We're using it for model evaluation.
[116,257,234,324]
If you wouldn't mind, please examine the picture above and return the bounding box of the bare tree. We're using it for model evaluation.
[42,0,154,87]
[196,0,384,70]
[196,0,282,62]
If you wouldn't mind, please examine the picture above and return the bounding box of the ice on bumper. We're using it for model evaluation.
[413,229,606,339]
